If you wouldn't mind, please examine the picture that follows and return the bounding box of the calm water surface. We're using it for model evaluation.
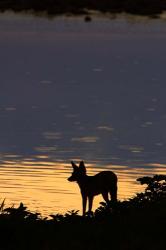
[0,12,166,215]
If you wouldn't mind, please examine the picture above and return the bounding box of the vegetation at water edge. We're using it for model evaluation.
[0,0,166,17]
[0,174,166,250]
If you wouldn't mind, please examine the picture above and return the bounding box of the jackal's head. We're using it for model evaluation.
[68,161,86,182]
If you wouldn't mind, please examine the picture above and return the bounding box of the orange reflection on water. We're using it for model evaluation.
[0,159,166,216]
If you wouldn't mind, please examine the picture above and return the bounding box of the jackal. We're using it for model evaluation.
[68,161,118,215]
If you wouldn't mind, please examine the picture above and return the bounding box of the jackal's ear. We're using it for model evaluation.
[79,161,85,167]
[71,161,78,171]
[79,161,86,173]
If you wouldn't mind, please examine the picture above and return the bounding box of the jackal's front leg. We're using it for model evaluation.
[82,196,87,216]
[88,196,94,214]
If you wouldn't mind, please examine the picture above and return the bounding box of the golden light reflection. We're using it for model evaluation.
[0,158,166,216]
[71,136,99,143]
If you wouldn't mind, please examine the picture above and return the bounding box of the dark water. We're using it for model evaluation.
[0,12,166,215]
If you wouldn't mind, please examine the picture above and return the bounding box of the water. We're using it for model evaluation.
[0,12,166,215]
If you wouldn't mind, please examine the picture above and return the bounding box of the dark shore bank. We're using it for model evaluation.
[0,175,166,250]
[0,0,166,17]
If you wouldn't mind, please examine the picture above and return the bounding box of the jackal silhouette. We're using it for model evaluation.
[68,161,118,215]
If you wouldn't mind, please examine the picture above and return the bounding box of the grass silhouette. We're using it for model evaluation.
[0,0,166,17]
[0,174,165,250]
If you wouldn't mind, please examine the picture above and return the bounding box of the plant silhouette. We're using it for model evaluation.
[0,174,165,250]
[0,0,166,17]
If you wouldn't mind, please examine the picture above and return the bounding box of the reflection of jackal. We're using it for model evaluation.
[68,161,118,215]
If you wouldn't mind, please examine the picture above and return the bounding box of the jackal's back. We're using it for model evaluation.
[94,170,117,185]
[86,171,117,196]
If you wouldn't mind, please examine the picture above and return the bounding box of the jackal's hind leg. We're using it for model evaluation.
[102,192,109,203]
[110,184,117,202]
